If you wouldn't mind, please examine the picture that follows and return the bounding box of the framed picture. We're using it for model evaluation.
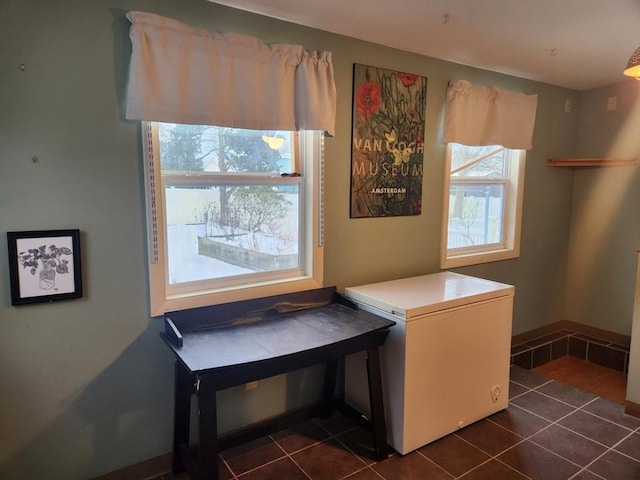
[7,229,83,305]
[350,63,427,218]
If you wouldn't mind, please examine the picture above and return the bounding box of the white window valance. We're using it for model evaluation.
[125,11,336,135]
[444,80,538,149]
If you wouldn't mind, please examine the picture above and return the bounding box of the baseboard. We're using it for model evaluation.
[512,320,630,348]
[93,404,323,479]
[625,400,640,419]
[511,320,631,372]
[511,320,569,346]
[556,320,631,347]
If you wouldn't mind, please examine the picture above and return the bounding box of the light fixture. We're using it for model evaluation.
[623,46,640,80]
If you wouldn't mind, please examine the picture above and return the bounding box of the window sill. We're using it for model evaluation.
[441,248,519,269]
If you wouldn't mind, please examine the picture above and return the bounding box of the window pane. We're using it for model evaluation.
[450,144,507,178]
[158,122,294,174]
[447,184,504,249]
[144,122,322,315]
[165,184,299,285]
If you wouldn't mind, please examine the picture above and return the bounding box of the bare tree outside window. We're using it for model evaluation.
[157,123,299,283]
[448,145,507,249]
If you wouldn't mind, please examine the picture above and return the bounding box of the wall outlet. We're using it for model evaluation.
[564,98,571,113]
[246,381,258,391]
[607,96,617,111]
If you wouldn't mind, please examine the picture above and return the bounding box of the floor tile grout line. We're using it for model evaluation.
[530,420,621,452]
[491,396,640,476]
[505,398,578,427]
[575,432,636,480]
[485,401,549,430]
[508,390,531,401]
[602,428,640,463]
[451,428,540,478]
[360,408,628,478]
[474,455,534,480]
[484,402,568,456]
[214,372,633,480]
[512,388,621,428]
[530,382,598,409]
[223,420,377,480]
[220,455,238,480]
[576,398,640,431]
[512,433,595,475]
[490,456,535,480]
[448,456,498,479]
[509,378,548,390]
[231,439,290,479]
[231,439,314,480]
[218,421,633,480]
[509,397,640,476]
[575,405,639,432]
[508,398,631,452]
[286,452,314,480]
[413,448,464,479]
[453,420,527,454]
[270,433,328,456]
[331,430,376,469]
[440,433,534,480]
[567,466,608,480]
[536,416,640,480]
[485,402,606,465]
[293,423,387,480]
[313,416,361,440]
[339,465,383,480]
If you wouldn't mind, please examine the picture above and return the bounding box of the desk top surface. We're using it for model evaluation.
[161,301,394,373]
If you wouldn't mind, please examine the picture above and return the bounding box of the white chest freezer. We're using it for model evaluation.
[344,272,514,455]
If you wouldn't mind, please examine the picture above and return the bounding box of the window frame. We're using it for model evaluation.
[440,143,525,269]
[142,122,324,316]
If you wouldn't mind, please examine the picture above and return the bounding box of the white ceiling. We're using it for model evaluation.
[211,0,640,91]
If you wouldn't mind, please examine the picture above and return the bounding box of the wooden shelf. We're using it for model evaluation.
[547,158,637,167]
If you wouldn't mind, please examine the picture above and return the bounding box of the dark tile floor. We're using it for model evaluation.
[163,366,640,479]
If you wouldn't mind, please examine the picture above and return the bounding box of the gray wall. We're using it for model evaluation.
[564,81,640,335]
[1,0,628,478]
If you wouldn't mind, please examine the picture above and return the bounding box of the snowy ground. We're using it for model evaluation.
[166,224,252,284]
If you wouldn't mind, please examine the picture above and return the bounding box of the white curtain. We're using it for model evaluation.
[444,80,538,149]
[125,11,336,135]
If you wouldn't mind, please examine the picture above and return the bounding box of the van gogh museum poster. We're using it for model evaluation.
[350,64,427,218]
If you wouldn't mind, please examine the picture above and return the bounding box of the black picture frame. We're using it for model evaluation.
[7,229,83,306]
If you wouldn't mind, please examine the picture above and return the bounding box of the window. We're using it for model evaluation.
[143,122,324,316]
[441,143,525,268]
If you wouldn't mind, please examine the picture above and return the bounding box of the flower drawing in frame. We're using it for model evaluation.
[7,229,83,305]
[350,64,427,218]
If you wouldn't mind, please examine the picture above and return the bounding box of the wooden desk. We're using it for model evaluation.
[161,287,395,480]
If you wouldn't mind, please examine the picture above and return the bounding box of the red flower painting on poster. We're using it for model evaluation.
[355,82,382,119]
[350,64,427,218]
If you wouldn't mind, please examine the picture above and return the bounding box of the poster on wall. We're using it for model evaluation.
[350,63,427,218]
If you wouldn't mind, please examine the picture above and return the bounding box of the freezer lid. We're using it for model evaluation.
[344,272,514,320]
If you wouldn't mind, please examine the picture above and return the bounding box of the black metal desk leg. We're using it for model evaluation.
[198,387,219,480]
[173,360,193,474]
[366,347,389,461]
